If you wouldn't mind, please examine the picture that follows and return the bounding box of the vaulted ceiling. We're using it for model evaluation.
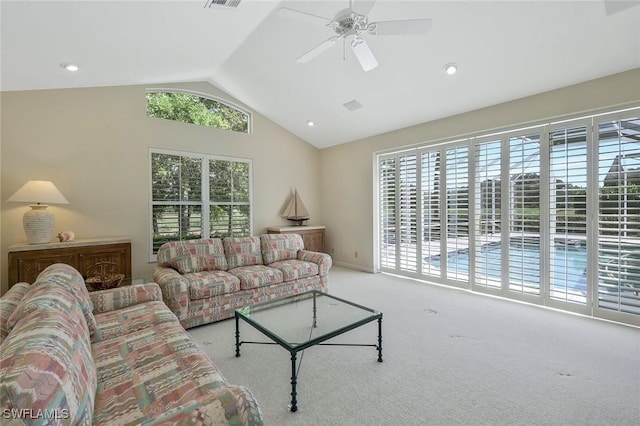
[2,1,639,148]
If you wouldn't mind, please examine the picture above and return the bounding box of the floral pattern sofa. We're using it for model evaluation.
[154,233,332,329]
[0,263,263,425]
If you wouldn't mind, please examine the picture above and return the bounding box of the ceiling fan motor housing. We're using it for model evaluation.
[331,9,369,36]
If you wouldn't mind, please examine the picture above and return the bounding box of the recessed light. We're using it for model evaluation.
[444,63,458,75]
[307,121,315,127]
[61,63,79,72]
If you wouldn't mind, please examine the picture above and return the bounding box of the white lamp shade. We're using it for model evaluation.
[7,180,69,205]
[8,180,68,244]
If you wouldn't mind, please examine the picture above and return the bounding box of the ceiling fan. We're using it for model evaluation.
[278,0,432,72]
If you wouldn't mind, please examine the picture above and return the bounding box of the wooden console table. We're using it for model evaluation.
[8,237,131,287]
[267,226,325,253]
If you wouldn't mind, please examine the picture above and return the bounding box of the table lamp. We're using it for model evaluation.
[7,180,69,244]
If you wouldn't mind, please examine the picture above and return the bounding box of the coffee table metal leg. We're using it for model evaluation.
[235,314,241,357]
[289,352,298,412]
[312,292,317,328]
[377,316,383,362]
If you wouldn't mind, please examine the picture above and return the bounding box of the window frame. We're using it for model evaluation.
[148,148,253,261]
[145,88,252,134]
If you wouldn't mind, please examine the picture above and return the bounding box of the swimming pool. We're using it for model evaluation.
[427,239,587,293]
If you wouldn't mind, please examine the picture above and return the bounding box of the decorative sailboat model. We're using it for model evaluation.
[282,189,310,226]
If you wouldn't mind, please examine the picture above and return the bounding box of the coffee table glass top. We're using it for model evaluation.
[235,291,380,350]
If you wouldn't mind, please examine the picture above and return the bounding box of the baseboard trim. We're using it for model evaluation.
[332,261,375,273]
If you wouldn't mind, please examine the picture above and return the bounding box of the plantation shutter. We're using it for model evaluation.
[150,150,252,258]
[376,107,640,325]
[421,151,441,277]
[445,146,469,280]
[398,154,418,272]
[151,152,203,253]
[508,133,541,295]
[474,140,502,289]
[597,116,640,314]
[379,156,397,270]
[209,159,251,238]
[549,126,588,304]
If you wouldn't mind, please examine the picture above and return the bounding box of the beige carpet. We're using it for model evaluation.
[188,267,640,426]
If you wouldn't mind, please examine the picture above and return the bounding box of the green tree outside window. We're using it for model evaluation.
[146,91,249,133]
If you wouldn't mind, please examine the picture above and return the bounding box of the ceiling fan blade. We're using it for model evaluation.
[277,7,332,24]
[351,0,376,16]
[369,18,432,35]
[297,36,342,64]
[351,37,378,72]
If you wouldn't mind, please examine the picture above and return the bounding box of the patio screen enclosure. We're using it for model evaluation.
[377,108,640,326]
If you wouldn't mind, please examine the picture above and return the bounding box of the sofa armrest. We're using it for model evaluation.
[158,385,263,425]
[90,283,162,314]
[152,266,190,321]
[298,250,333,276]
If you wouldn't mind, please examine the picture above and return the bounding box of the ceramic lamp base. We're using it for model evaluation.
[23,205,55,244]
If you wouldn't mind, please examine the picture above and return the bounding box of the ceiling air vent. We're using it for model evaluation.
[343,99,363,112]
[204,0,241,9]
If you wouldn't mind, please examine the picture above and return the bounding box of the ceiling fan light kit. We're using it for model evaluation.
[281,0,432,72]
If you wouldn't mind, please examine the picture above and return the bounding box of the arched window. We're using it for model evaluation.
[146,89,250,133]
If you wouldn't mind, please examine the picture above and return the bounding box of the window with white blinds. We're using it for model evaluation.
[398,154,418,272]
[475,140,502,289]
[597,116,640,314]
[150,149,252,259]
[376,107,640,326]
[422,151,441,277]
[151,153,203,255]
[379,157,397,269]
[209,159,251,238]
[446,146,470,281]
[549,126,588,304]
[508,133,541,295]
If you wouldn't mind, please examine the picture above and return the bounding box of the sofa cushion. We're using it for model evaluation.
[90,283,163,314]
[0,282,31,345]
[0,284,97,424]
[268,259,319,281]
[224,236,264,269]
[261,233,304,264]
[34,263,98,339]
[91,321,228,425]
[158,239,228,273]
[92,300,179,342]
[228,265,284,290]
[183,270,241,300]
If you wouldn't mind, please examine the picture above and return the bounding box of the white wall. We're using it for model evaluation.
[1,81,321,293]
[320,68,640,272]
[3,70,640,291]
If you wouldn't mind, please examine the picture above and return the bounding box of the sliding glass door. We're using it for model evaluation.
[377,107,640,326]
[597,116,640,317]
[548,125,589,307]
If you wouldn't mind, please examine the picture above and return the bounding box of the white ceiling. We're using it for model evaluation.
[2,1,639,149]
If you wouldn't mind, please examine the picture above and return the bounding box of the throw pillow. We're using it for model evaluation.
[224,236,264,269]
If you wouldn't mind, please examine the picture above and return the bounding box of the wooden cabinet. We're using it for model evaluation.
[267,226,325,253]
[8,238,131,287]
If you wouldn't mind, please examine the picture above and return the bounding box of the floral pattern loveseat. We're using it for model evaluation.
[153,233,332,329]
[0,263,263,425]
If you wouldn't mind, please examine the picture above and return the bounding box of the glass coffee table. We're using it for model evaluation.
[234,290,383,412]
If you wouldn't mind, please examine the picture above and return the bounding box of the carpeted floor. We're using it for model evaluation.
[188,267,640,426]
